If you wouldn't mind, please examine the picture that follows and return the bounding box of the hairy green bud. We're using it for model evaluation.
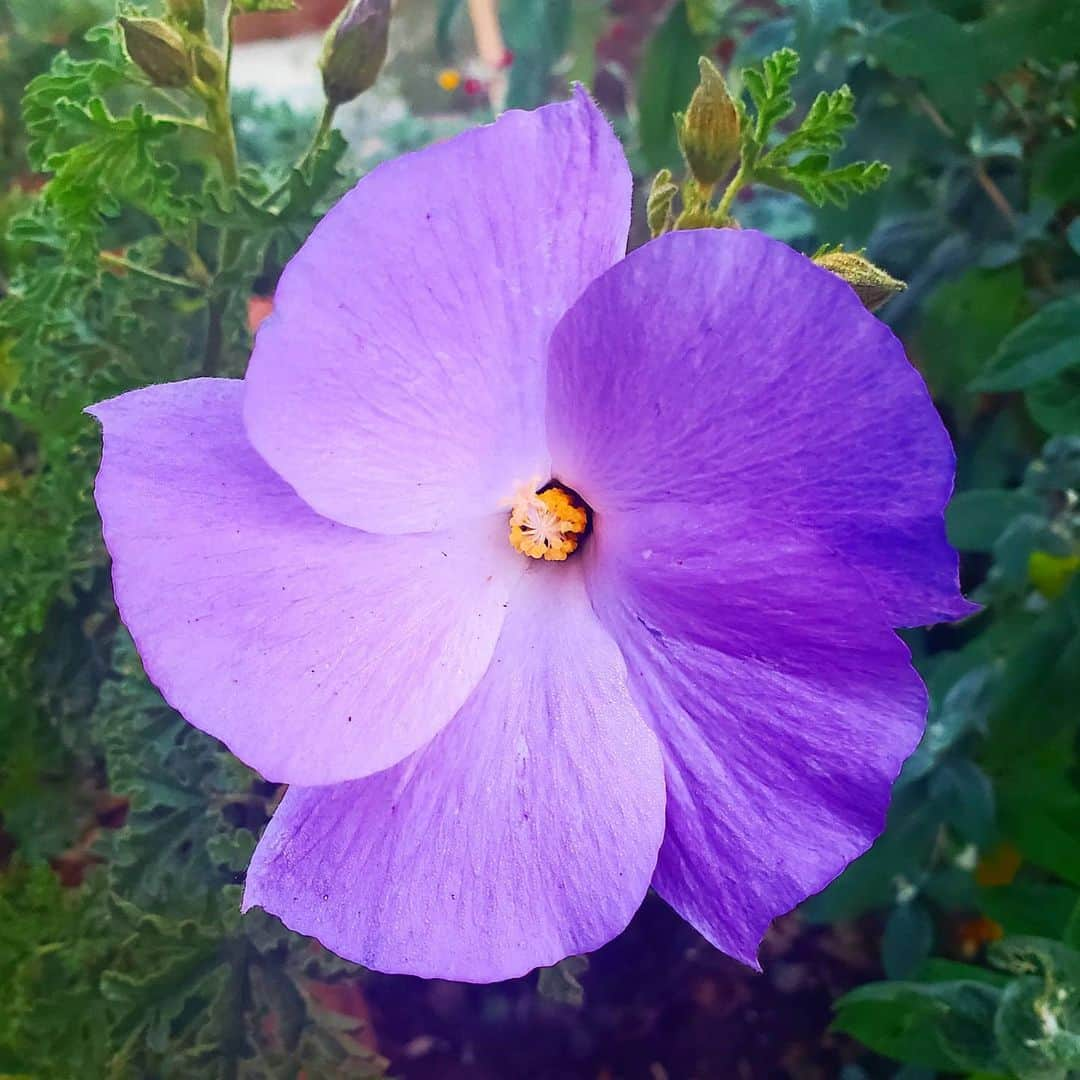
[119,17,193,88]
[320,0,391,106]
[676,57,741,190]
[647,169,678,237]
[812,248,906,312]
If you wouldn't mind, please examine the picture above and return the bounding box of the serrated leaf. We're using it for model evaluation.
[759,158,889,207]
[21,36,190,258]
[742,46,798,144]
[766,85,856,161]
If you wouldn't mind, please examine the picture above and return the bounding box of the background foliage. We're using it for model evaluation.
[1,0,1078,1076]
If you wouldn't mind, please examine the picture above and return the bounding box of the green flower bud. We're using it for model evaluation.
[119,17,193,89]
[647,168,678,237]
[320,0,391,106]
[812,249,906,312]
[676,56,741,190]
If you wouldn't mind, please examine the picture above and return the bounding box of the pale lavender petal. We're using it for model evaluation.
[89,379,520,785]
[548,228,974,627]
[243,88,631,535]
[242,566,666,982]
[585,502,927,967]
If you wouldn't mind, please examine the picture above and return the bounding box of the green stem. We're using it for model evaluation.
[99,252,204,292]
[300,101,337,172]
[204,88,239,187]
[715,160,749,219]
[193,24,242,375]
[260,101,339,207]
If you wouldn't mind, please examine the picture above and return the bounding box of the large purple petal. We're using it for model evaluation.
[89,379,519,785]
[243,88,631,535]
[243,566,666,982]
[585,502,927,967]
[548,228,974,627]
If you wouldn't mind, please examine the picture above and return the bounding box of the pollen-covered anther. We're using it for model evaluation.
[508,484,589,561]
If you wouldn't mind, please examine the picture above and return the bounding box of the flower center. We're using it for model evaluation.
[508,482,590,561]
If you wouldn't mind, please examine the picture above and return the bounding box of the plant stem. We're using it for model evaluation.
[715,161,749,219]
[193,16,243,375]
[299,101,338,174]
[259,101,339,207]
[98,252,204,291]
[204,87,240,187]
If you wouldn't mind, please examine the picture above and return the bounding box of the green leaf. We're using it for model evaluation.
[1026,368,1080,436]
[980,884,1080,940]
[869,12,978,131]
[742,46,798,145]
[882,902,935,980]
[997,766,1080,887]
[947,490,1044,552]
[501,0,573,110]
[766,85,855,161]
[758,158,889,207]
[801,783,943,922]
[793,0,849,59]
[1033,134,1080,206]
[989,938,1080,1078]
[904,665,995,783]
[21,33,191,257]
[989,936,1080,986]
[537,955,589,1006]
[916,958,1009,989]
[930,759,996,847]
[833,980,1005,1073]
[917,267,1028,408]
[637,2,705,171]
[995,976,1080,1079]
[0,862,111,1075]
[971,0,1080,81]
[93,634,260,914]
[973,298,1080,392]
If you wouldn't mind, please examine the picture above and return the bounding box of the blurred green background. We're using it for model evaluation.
[1,0,1078,1076]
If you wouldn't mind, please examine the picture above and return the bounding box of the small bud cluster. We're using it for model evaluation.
[649,56,744,238]
[649,52,902,313]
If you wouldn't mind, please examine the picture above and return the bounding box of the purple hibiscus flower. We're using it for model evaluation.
[89,89,973,982]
